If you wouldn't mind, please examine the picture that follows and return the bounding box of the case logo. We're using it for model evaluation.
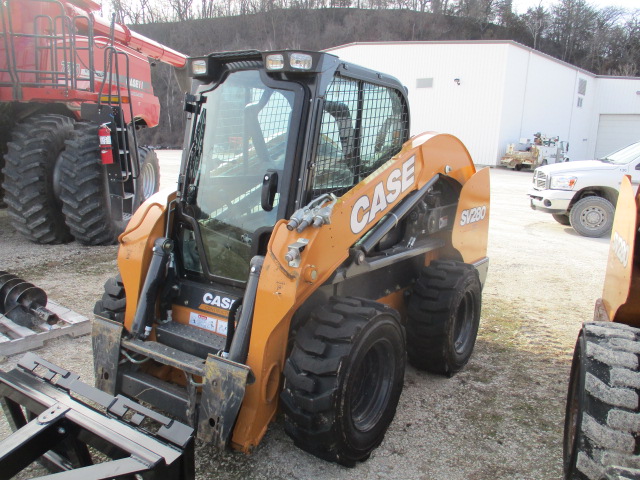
[202,293,233,310]
[350,156,415,234]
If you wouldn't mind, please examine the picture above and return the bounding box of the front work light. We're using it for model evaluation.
[265,54,285,71]
[191,59,207,76]
[289,53,312,70]
[264,51,322,73]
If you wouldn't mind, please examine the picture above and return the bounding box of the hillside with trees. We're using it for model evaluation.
[118,1,639,146]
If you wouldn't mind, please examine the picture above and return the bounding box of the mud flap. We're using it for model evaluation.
[92,315,123,394]
[197,354,251,447]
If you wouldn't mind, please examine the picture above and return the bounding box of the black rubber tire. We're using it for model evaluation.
[0,105,13,208]
[1,114,75,243]
[406,260,482,376]
[93,274,126,323]
[515,163,523,171]
[281,297,406,467]
[58,123,127,245]
[570,196,615,238]
[553,213,571,226]
[563,322,640,480]
[135,146,160,205]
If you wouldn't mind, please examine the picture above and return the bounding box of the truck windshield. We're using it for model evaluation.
[185,69,297,282]
[600,142,640,165]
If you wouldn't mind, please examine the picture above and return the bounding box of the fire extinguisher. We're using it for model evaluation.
[98,124,114,165]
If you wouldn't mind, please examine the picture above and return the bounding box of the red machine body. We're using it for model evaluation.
[0,0,186,125]
[0,0,187,247]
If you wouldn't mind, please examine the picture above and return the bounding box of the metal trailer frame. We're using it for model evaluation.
[0,352,194,479]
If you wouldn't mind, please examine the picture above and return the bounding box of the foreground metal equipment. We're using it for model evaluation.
[0,272,91,356]
[0,352,194,479]
[563,175,640,480]
[0,271,58,326]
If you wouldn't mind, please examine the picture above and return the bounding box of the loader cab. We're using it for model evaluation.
[176,50,409,287]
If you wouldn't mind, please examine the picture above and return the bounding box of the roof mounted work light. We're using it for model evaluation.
[263,51,320,73]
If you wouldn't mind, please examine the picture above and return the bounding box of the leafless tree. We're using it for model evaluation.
[522,3,547,49]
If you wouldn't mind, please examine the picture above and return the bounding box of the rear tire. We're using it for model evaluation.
[406,260,482,376]
[58,123,127,245]
[570,196,615,238]
[553,214,571,226]
[93,274,126,323]
[281,297,405,467]
[135,146,160,205]
[563,322,640,479]
[1,114,74,243]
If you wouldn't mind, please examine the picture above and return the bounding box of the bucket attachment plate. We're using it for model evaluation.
[198,354,251,447]
[92,315,124,394]
[0,352,195,479]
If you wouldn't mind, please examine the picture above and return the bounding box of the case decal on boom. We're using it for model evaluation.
[350,155,416,234]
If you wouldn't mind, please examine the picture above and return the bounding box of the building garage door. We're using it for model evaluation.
[595,114,640,158]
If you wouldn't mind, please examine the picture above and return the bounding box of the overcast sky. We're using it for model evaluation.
[510,0,640,14]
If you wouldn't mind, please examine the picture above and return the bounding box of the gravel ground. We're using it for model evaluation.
[0,159,610,479]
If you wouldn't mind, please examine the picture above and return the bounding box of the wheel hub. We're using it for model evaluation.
[581,206,605,229]
[350,340,394,433]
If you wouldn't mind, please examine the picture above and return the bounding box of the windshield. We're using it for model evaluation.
[600,142,640,165]
[185,69,297,282]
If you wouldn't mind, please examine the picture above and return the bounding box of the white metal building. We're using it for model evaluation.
[326,41,640,166]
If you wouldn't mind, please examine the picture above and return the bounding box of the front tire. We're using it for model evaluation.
[58,123,127,245]
[563,322,640,479]
[93,274,126,323]
[553,214,571,226]
[570,196,614,238]
[281,297,406,467]
[1,114,75,243]
[406,260,482,376]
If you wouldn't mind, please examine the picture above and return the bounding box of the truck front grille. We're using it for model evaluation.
[533,170,547,190]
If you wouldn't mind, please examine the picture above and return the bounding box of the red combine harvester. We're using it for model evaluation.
[0,0,187,245]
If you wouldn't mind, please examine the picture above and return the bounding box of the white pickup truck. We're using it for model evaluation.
[528,142,640,237]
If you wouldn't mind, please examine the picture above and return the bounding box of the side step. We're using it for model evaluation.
[0,352,195,479]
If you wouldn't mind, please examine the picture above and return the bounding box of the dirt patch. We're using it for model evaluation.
[0,165,609,479]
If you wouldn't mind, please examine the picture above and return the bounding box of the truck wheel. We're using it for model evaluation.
[515,164,523,171]
[281,297,405,467]
[1,114,75,243]
[553,214,571,226]
[93,275,126,323]
[58,123,127,245]
[563,322,640,479]
[406,260,481,376]
[135,146,160,205]
[570,196,614,238]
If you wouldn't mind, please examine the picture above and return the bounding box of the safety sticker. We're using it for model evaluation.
[189,312,228,337]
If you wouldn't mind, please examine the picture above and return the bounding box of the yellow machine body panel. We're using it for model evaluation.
[112,134,490,453]
[118,190,175,332]
[600,175,640,327]
[230,132,490,451]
